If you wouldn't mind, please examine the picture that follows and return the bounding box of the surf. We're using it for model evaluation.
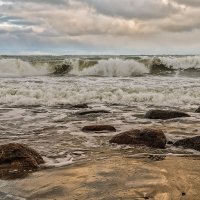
[0,55,200,78]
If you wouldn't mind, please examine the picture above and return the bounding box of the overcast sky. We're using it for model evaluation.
[0,0,199,55]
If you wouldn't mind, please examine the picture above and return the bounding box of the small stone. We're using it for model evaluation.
[72,104,89,109]
[145,110,190,120]
[82,125,116,132]
[182,192,186,196]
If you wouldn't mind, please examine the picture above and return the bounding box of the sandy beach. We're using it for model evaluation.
[0,153,200,200]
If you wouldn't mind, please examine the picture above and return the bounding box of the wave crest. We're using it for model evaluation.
[156,56,200,70]
[1,55,200,78]
[68,58,149,77]
[0,59,51,77]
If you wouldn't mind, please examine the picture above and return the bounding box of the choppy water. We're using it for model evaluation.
[0,55,200,167]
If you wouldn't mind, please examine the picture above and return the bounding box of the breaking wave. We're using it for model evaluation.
[0,55,200,78]
[154,56,200,70]
[0,59,51,77]
[68,58,149,77]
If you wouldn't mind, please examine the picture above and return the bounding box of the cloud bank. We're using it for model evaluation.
[0,0,199,54]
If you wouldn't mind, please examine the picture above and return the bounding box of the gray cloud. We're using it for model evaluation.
[0,14,40,26]
[0,0,199,54]
[1,0,68,5]
[158,7,200,32]
[175,0,200,7]
[81,0,180,20]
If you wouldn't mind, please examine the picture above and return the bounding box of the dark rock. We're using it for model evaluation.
[72,103,89,109]
[53,64,72,75]
[167,141,174,145]
[109,129,166,149]
[0,143,44,171]
[82,125,116,132]
[195,107,200,113]
[145,110,190,120]
[174,136,200,151]
[148,154,166,161]
[77,110,110,115]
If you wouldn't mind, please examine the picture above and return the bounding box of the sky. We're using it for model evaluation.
[0,0,200,55]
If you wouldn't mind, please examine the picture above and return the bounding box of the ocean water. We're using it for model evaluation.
[0,55,200,167]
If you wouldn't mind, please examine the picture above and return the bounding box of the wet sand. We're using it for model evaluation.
[0,155,200,200]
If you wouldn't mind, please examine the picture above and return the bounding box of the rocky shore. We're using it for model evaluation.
[1,108,199,175]
[0,106,200,199]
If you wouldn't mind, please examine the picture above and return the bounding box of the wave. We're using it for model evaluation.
[0,59,51,77]
[0,55,200,78]
[153,56,200,70]
[1,75,199,107]
[68,58,149,77]
[0,58,149,77]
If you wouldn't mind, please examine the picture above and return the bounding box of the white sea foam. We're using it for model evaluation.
[1,56,200,78]
[156,56,200,70]
[69,58,149,77]
[0,59,51,77]
[43,155,73,168]
[0,76,199,107]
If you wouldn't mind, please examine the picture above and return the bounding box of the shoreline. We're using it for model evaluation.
[0,154,200,199]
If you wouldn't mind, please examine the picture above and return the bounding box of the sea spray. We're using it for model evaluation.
[0,59,51,77]
[1,55,200,78]
[154,56,200,70]
[69,58,149,77]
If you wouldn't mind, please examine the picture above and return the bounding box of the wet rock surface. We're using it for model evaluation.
[174,136,200,151]
[195,107,200,113]
[72,103,89,109]
[53,64,72,75]
[0,143,44,179]
[145,110,190,120]
[109,129,166,149]
[82,125,116,132]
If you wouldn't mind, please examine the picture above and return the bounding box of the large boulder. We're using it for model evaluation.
[109,129,166,149]
[145,110,190,120]
[174,136,200,151]
[195,107,200,113]
[0,143,44,171]
[82,125,116,132]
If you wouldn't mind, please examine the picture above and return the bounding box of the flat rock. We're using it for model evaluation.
[82,125,116,132]
[0,143,44,173]
[195,107,200,113]
[77,110,110,115]
[174,136,200,151]
[145,110,190,120]
[109,129,166,149]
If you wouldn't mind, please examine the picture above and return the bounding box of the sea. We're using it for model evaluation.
[0,55,200,168]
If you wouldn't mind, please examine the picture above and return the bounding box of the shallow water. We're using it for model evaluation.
[0,79,200,168]
[1,155,200,200]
